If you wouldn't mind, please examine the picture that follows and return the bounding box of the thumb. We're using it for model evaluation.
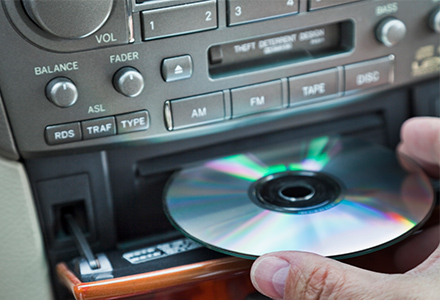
[250,250,436,300]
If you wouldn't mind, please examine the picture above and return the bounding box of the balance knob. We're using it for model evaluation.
[376,17,407,47]
[429,7,440,33]
[46,77,78,108]
[113,67,145,98]
[22,0,113,39]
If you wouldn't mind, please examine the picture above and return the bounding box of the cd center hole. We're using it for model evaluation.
[279,185,315,201]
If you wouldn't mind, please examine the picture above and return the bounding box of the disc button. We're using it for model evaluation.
[344,56,394,92]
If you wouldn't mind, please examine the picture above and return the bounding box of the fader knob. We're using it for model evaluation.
[22,0,113,39]
[376,17,407,47]
[113,67,145,98]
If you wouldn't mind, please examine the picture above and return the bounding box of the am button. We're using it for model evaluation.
[165,91,225,130]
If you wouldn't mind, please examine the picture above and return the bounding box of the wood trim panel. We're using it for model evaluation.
[57,256,255,300]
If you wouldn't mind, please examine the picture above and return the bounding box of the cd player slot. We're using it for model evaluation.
[136,112,385,177]
[209,21,354,78]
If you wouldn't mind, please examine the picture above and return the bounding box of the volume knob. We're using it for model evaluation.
[22,0,113,39]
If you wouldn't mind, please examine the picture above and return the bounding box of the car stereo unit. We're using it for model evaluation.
[0,1,439,300]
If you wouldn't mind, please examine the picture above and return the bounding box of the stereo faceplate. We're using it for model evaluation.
[0,0,439,157]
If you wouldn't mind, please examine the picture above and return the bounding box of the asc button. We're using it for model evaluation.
[45,122,82,145]
[116,111,150,134]
[81,117,116,140]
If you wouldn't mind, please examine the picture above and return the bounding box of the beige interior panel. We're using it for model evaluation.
[0,156,54,300]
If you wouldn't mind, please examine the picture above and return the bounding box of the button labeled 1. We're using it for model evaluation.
[141,0,217,41]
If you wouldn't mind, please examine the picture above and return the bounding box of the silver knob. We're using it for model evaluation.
[376,18,407,47]
[113,67,145,98]
[46,77,78,108]
[429,7,440,33]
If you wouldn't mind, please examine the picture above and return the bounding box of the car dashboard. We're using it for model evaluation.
[0,0,439,299]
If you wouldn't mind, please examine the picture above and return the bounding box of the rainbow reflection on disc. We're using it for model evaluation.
[163,136,434,259]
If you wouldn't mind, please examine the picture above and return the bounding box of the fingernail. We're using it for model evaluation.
[251,256,290,299]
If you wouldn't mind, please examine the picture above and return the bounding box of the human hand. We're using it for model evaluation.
[250,117,440,300]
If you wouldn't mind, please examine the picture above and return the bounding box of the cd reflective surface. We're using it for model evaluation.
[164,136,434,259]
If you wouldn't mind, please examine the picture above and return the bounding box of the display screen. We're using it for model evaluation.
[209,21,353,77]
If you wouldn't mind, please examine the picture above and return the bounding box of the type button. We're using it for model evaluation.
[116,111,149,134]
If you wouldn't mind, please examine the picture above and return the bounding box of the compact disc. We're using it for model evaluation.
[163,136,434,259]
